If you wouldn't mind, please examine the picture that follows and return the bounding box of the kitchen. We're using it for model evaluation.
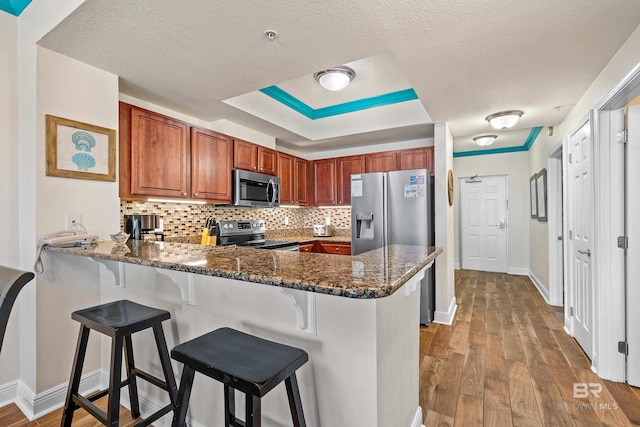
[4,1,640,427]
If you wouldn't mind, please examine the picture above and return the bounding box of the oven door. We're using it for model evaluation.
[233,170,280,207]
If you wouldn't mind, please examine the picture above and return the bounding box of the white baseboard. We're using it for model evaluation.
[411,406,425,427]
[528,271,550,304]
[0,380,18,407]
[508,267,529,276]
[433,297,457,325]
[2,369,102,421]
[454,262,460,270]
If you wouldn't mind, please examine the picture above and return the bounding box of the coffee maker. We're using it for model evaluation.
[124,214,163,240]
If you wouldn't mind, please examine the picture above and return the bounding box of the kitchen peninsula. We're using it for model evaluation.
[43,241,440,427]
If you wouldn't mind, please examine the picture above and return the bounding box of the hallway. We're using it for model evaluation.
[420,270,640,426]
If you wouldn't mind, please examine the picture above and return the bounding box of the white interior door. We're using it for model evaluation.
[569,120,594,358]
[626,105,640,386]
[460,175,508,273]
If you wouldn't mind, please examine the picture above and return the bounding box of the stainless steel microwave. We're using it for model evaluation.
[230,169,280,208]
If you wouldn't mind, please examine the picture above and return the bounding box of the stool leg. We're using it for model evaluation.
[124,334,141,418]
[106,334,124,427]
[153,323,178,406]
[224,385,235,427]
[171,366,195,427]
[245,394,261,427]
[285,373,306,427]
[61,325,90,427]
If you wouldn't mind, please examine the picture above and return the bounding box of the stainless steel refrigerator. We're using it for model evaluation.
[351,169,435,325]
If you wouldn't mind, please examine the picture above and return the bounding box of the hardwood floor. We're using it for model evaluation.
[3,269,640,426]
[421,269,640,426]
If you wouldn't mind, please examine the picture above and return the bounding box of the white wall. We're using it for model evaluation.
[34,46,119,393]
[434,123,455,324]
[0,10,21,387]
[454,151,530,275]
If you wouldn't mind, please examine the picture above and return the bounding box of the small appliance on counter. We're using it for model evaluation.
[217,219,299,251]
[124,214,164,241]
[313,224,335,237]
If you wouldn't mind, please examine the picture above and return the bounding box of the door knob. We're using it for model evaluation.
[498,216,506,229]
[578,249,591,257]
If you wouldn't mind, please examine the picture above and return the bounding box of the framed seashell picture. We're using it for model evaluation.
[45,115,116,181]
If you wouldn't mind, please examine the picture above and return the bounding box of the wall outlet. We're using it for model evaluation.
[66,214,82,230]
[284,216,289,225]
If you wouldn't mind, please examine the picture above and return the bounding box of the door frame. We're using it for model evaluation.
[588,62,640,381]
[547,140,565,307]
[457,174,509,273]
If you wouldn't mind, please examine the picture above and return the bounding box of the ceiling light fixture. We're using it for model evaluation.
[485,110,524,130]
[473,135,497,147]
[314,66,355,91]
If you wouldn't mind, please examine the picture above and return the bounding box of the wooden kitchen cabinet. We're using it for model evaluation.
[119,102,233,203]
[398,147,434,175]
[278,153,311,206]
[233,138,278,175]
[365,150,398,173]
[313,158,337,205]
[336,155,365,205]
[122,103,190,198]
[191,127,233,202]
[299,243,314,252]
[314,242,351,255]
[294,157,311,206]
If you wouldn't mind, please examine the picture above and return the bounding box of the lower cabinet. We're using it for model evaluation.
[299,241,351,255]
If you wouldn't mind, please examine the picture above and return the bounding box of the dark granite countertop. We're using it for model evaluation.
[45,241,440,299]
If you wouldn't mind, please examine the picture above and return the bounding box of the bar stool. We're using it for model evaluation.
[171,327,308,427]
[61,300,178,427]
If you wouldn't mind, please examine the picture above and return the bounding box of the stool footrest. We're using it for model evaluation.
[72,394,108,425]
[135,403,174,427]
[133,368,170,391]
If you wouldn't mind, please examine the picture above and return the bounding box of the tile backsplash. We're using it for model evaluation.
[120,201,351,237]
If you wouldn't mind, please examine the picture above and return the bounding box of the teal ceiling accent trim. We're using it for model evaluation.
[453,126,543,158]
[523,126,543,150]
[260,86,418,120]
[0,0,32,16]
[259,86,315,119]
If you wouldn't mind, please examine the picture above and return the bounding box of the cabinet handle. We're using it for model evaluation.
[194,192,199,196]
[182,192,187,196]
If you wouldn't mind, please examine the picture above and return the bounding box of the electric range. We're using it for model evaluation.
[217,220,299,251]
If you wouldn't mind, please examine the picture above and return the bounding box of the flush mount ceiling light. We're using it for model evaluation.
[473,135,497,147]
[485,110,524,130]
[314,66,355,91]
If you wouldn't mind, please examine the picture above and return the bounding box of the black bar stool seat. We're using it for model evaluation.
[171,327,308,427]
[61,300,178,427]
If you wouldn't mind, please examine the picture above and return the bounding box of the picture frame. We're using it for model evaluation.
[536,168,547,222]
[45,115,116,181]
[530,173,538,219]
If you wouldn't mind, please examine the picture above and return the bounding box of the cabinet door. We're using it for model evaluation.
[398,147,434,175]
[278,152,295,204]
[257,146,278,175]
[191,127,233,202]
[313,159,337,205]
[336,155,365,205]
[365,151,398,173]
[233,139,257,171]
[131,107,189,197]
[294,157,310,206]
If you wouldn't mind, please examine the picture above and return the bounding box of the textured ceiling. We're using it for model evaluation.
[38,0,640,154]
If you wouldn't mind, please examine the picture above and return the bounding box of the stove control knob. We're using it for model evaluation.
[229,224,234,229]
[223,224,229,229]
[259,222,264,227]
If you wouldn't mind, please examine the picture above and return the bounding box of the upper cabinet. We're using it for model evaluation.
[122,103,190,198]
[278,152,310,206]
[191,127,233,202]
[233,138,278,175]
[313,158,337,205]
[398,147,434,175]
[336,155,365,205]
[119,102,233,203]
[365,150,398,173]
